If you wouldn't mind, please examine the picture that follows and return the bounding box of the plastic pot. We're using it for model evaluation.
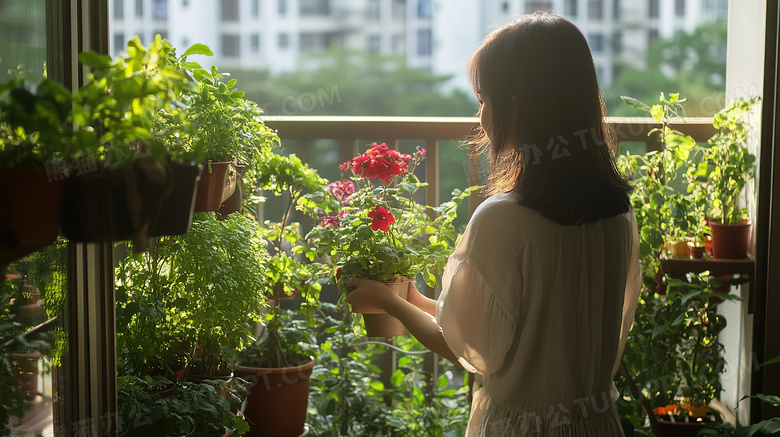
[709,221,750,259]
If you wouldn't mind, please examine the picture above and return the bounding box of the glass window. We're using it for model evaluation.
[588,0,603,20]
[564,0,578,16]
[612,0,619,19]
[648,0,659,18]
[417,0,431,18]
[135,0,143,17]
[416,28,431,56]
[367,0,380,20]
[589,33,604,52]
[392,33,405,54]
[153,0,167,19]
[278,0,287,16]
[675,0,685,17]
[392,0,406,20]
[114,32,125,52]
[301,0,329,15]
[647,28,659,46]
[221,0,239,21]
[278,32,289,48]
[250,33,260,53]
[367,34,381,54]
[114,0,124,20]
[252,0,260,17]
[612,31,622,54]
[221,33,240,57]
[155,30,167,40]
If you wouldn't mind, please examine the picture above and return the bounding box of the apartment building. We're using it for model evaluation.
[109,0,435,74]
[433,0,727,91]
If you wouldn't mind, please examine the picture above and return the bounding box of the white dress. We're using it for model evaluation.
[436,192,641,437]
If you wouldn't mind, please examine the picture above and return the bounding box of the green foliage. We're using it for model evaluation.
[307,303,470,436]
[607,21,728,116]
[230,48,477,117]
[116,375,249,436]
[696,97,760,224]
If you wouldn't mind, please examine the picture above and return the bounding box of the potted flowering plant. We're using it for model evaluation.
[308,142,476,337]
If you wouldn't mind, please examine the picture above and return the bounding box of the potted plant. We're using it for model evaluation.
[62,36,202,251]
[308,143,475,337]
[694,97,761,259]
[229,152,329,437]
[0,76,71,266]
[161,45,278,213]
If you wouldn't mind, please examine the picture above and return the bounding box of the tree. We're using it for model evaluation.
[606,21,728,116]
[230,48,477,117]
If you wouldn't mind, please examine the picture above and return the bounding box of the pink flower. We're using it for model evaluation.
[327,180,355,204]
[368,206,395,232]
[320,216,340,228]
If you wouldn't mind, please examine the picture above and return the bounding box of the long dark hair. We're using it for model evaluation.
[469,12,631,225]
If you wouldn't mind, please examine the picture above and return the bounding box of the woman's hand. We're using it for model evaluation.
[345,277,404,315]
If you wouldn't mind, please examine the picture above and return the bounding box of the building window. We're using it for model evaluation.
[221,0,239,21]
[155,30,167,40]
[525,2,551,14]
[135,0,143,17]
[182,0,188,7]
[250,33,260,53]
[114,0,124,20]
[301,0,329,15]
[612,64,623,81]
[647,28,659,46]
[611,31,622,54]
[612,0,619,19]
[153,0,167,19]
[367,0,380,20]
[589,33,604,52]
[703,0,727,20]
[392,33,405,54]
[564,0,577,16]
[114,32,125,51]
[417,0,431,18]
[587,0,603,20]
[221,34,240,57]
[367,34,381,54]
[675,0,685,17]
[648,0,659,18]
[278,32,289,48]
[392,0,406,20]
[252,0,260,17]
[416,28,431,56]
[278,0,287,16]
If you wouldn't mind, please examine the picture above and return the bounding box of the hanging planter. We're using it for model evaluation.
[193,161,237,212]
[232,358,315,437]
[150,163,203,236]
[709,220,750,259]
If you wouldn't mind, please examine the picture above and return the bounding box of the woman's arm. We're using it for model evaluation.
[406,281,437,316]
[345,278,460,366]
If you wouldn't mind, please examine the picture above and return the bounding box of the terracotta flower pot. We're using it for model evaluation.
[149,163,202,236]
[194,162,237,212]
[352,277,411,337]
[656,414,715,437]
[232,358,316,437]
[709,220,750,259]
[687,243,706,259]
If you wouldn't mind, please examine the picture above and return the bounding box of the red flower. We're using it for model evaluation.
[368,206,395,232]
[327,180,355,204]
[320,216,340,228]
[345,142,413,183]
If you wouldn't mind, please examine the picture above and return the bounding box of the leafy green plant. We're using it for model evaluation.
[693,97,760,225]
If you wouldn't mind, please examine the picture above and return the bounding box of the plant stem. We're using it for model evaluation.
[619,361,662,437]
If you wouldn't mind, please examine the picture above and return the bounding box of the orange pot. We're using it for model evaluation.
[194,162,237,212]
[709,221,750,259]
[352,278,411,337]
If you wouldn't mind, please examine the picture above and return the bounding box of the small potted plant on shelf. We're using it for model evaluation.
[231,151,329,437]
[307,142,476,337]
[693,97,760,259]
[161,44,279,214]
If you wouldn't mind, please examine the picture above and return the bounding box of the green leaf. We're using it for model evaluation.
[78,51,112,69]
[760,354,780,367]
[183,43,214,57]
[369,381,385,391]
[651,104,665,122]
[621,96,651,112]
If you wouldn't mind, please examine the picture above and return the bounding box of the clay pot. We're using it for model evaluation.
[656,414,715,437]
[232,358,316,437]
[709,221,750,259]
[194,162,237,212]
[0,169,64,247]
[352,278,411,337]
[667,240,688,258]
[687,243,706,259]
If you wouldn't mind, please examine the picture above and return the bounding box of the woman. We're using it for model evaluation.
[346,12,641,436]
